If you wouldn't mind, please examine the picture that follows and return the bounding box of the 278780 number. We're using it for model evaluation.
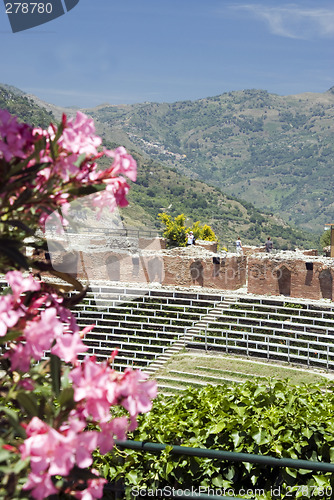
[5,3,53,14]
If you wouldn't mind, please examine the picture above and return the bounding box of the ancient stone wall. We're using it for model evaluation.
[44,235,334,300]
[248,256,334,300]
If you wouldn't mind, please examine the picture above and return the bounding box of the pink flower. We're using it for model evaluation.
[116,369,157,417]
[0,295,24,337]
[47,295,80,334]
[22,472,58,500]
[24,307,64,360]
[107,176,131,208]
[69,357,114,422]
[0,109,34,161]
[104,146,137,182]
[18,378,35,391]
[7,343,30,372]
[74,431,98,469]
[5,270,40,300]
[21,416,100,492]
[51,331,88,363]
[59,112,102,157]
[20,419,73,476]
[91,177,130,216]
[97,417,128,454]
[74,472,107,500]
[91,189,118,217]
[70,358,157,425]
[52,154,81,182]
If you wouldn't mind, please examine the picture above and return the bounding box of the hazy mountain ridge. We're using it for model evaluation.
[0,83,319,249]
[86,88,334,233]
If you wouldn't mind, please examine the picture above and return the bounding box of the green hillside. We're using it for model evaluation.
[87,88,334,233]
[0,84,54,128]
[117,149,318,250]
[0,83,319,249]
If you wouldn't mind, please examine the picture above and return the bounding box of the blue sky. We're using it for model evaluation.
[1,0,334,108]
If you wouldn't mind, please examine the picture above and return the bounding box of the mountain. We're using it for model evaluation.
[0,83,320,250]
[84,88,334,234]
[117,149,318,251]
[0,84,54,127]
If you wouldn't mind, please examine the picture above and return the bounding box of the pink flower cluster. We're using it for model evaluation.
[1,270,157,499]
[0,110,156,500]
[19,361,156,499]
[1,270,88,372]
[20,417,107,500]
[0,108,137,228]
[58,111,102,157]
[69,357,157,430]
[0,109,34,162]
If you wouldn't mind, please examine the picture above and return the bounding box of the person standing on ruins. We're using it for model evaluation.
[186,231,195,246]
[236,236,243,255]
[265,236,273,253]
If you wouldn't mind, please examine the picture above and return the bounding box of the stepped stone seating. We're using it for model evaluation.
[71,286,225,371]
[4,271,334,375]
[155,364,270,395]
[187,296,334,370]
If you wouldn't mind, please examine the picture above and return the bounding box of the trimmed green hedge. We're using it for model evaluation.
[95,381,334,499]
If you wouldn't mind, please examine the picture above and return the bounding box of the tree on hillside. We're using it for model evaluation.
[320,229,331,248]
[158,213,217,247]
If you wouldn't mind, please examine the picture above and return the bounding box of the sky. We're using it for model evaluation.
[1,0,334,108]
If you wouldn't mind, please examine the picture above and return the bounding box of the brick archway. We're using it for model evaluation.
[278,266,291,296]
[106,255,120,281]
[190,260,204,287]
[319,269,332,300]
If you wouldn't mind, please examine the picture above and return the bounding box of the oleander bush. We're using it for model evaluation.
[0,109,157,499]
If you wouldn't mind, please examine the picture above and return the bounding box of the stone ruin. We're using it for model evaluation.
[42,231,334,301]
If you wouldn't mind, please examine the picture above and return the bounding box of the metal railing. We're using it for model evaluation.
[189,325,334,370]
[107,439,334,500]
[64,227,163,238]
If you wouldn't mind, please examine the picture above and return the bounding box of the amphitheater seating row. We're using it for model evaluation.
[237,296,334,318]
[72,286,225,370]
[186,296,334,370]
[199,313,334,336]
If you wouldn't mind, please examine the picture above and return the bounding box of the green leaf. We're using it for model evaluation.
[13,457,29,474]
[50,354,61,397]
[302,428,313,439]
[10,188,33,210]
[3,218,35,235]
[16,391,39,417]
[251,428,269,445]
[165,462,174,475]
[209,422,225,434]
[0,328,23,344]
[58,387,74,408]
[231,431,243,448]
[126,470,138,485]
[285,467,297,479]
[0,406,19,426]
[0,240,28,269]
[0,448,12,463]
[212,474,224,487]
[0,406,26,438]
[73,153,87,166]
[313,474,330,487]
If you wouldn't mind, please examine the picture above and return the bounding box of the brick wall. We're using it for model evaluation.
[248,257,334,300]
[58,251,247,290]
[44,235,334,300]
